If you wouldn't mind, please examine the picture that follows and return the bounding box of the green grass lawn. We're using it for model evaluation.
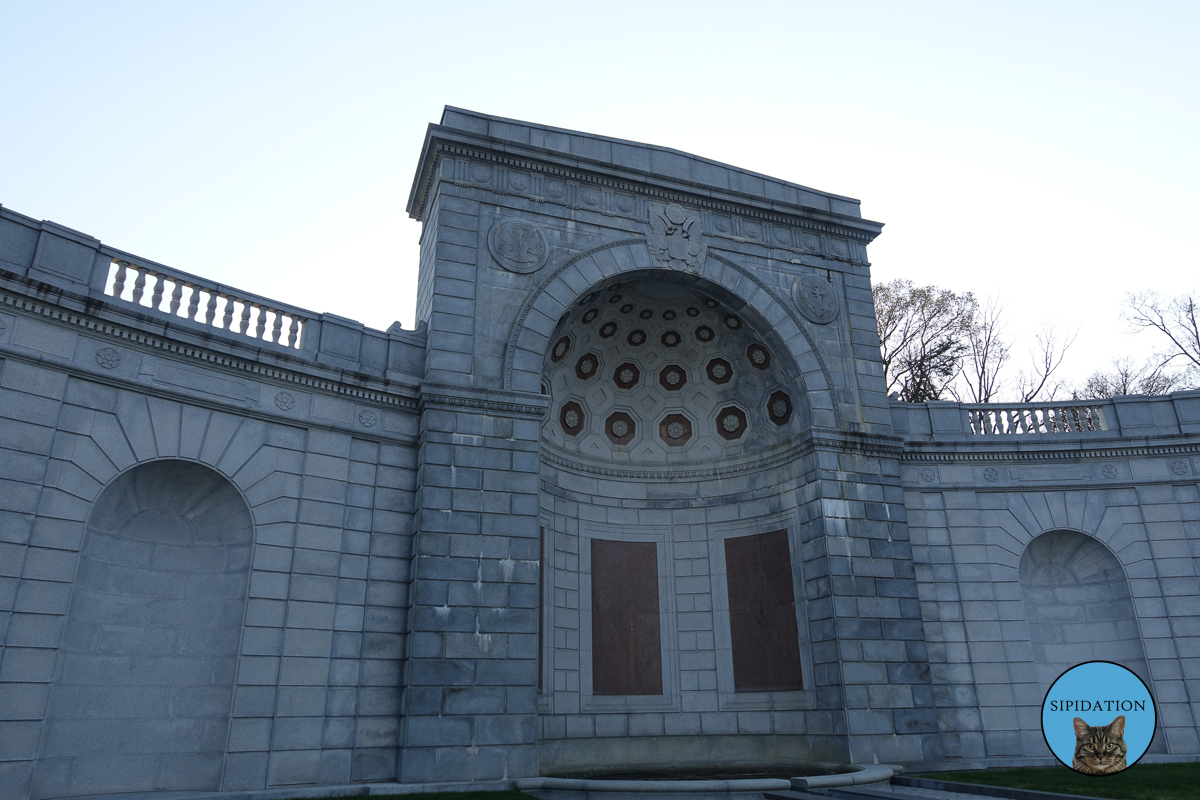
[922,763,1200,800]
[280,792,531,800]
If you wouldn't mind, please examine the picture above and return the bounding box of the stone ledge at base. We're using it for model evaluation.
[518,777,790,800]
[787,765,895,789]
[517,766,894,800]
[56,781,516,800]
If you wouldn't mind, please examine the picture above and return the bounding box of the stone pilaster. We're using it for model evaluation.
[400,384,547,782]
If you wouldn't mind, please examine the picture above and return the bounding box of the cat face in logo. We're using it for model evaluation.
[1072,715,1127,775]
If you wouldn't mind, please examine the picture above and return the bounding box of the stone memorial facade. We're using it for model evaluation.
[0,108,1198,798]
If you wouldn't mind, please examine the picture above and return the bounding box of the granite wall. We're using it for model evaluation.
[1,107,1199,799]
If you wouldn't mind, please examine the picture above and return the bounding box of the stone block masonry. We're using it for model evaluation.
[0,108,1199,799]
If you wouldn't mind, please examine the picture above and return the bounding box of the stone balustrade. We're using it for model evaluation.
[103,256,309,350]
[963,401,1109,435]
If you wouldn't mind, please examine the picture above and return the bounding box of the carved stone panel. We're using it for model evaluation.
[591,538,663,696]
[646,203,706,272]
[724,530,803,692]
[488,218,549,273]
[792,274,839,325]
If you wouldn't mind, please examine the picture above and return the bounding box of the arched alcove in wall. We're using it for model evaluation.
[38,460,253,795]
[536,268,822,770]
[1019,529,1154,694]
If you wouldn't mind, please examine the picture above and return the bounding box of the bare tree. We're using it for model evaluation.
[1014,324,1077,402]
[874,279,977,402]
[1123,290,1200,387]
[949,297,1010,403]
[1079,357,1182,398]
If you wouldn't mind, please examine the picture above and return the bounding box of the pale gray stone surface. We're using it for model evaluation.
[1,108,1199,798]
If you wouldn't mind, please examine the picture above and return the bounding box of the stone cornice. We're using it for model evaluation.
[0,281,420,411]
[419,382,550,418]
[407,130,884,245]
[900,436,1200,463]
[540,427,904,481]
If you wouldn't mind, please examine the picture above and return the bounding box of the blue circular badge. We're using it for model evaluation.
[1042,661,1156,775]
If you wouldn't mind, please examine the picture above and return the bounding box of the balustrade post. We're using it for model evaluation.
[112,261,129,298]
[186,283,201,321]
[132,269,147,306]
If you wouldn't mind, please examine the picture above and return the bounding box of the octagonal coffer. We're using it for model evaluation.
[767,390,793,425]
[746,343,771,370]
[716,406,748,440]
[659,364,688,391]
[705,357,733,385]
[613,362,641,390]
[575,352,600,381]
[659,413,692,446]
[550,335,572,363]
[560,401,585,436]
[606,412,636,445]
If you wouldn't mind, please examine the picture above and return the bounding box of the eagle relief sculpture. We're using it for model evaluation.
[647,203,706,271]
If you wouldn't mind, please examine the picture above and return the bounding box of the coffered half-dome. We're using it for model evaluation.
[541,274,811,468]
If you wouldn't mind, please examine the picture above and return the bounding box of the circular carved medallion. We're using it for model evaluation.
[275,392,295,411]
[1102,463,1118,478]
[792,274,839,324]
[358,409,378,428]
[95,347,121,369]
[546,181,565,198]
[983,467,999,482]
[488,219,549,274]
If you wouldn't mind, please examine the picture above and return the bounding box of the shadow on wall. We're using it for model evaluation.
[35,461,254,798]
[1019,529,1166,753]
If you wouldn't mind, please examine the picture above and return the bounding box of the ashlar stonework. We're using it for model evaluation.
[0,107,1197,798]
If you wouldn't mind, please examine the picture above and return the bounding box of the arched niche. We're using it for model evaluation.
[503,241,839,430]
[39,460,253,795]
[1019,530,1153,693]
[535,270,821,771]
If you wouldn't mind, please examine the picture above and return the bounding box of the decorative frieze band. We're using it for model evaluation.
[423,144,874,263]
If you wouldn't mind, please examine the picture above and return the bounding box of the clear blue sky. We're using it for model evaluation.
[3,1,1197,391]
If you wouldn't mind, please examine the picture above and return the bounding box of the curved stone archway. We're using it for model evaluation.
[1019,529,1153,693]
[503,240,840,430]
[38,460,254,796]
